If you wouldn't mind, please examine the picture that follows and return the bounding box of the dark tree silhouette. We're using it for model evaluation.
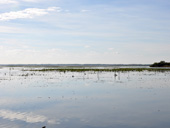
[150,61,170,67]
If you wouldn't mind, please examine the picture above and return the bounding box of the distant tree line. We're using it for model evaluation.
[150,61,170,67]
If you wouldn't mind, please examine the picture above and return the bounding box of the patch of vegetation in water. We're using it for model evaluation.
[25,68,170,72]
[150,61,170,67]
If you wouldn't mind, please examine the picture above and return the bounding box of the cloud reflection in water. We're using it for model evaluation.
[0,109,58,124]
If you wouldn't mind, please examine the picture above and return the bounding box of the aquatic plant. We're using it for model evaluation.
[25,68,170,72]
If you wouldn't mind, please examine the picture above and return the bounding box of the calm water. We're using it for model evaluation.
[0,67,170,128]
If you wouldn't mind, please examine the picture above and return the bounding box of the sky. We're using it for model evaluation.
[0,0,170,64]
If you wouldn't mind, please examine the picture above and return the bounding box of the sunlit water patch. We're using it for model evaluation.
[0,67,170,128]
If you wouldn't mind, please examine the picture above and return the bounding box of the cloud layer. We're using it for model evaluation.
[0,0,170,64]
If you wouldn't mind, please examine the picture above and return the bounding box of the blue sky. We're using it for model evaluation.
[0,0,170,64]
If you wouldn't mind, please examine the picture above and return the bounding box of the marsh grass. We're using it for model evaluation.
[24,68,170,72]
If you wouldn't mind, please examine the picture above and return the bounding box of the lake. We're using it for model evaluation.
[0,66,170,128]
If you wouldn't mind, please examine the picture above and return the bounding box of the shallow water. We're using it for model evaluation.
[0,67,170,128]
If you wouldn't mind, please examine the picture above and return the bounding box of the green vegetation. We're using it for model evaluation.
[150,61,170,67]
[26,68,170,72]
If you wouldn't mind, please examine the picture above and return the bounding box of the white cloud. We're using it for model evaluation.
[22,0,54,3]
[108,48,114,51]
[84,45,90,48]
[0,0,18,4]
[0,7,61,21]
[81,9,90,13]
[22,0,39,2]
[47,7,61,12]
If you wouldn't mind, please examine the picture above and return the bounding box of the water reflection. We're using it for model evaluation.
[0,109,48,123]
[0,67,170,128]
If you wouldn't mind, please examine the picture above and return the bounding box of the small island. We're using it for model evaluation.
[150,61,170,67]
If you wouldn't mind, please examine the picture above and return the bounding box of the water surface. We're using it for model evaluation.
[0,67,170,128]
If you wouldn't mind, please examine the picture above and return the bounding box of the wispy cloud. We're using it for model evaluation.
[22,0,40,2]
[81,9,90,13]
[0,0,18,4]
[0,26,25,33]
[0,45,121,64]
[0,7,61,21]
[84,45,90,48]
[108,48,114,51]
